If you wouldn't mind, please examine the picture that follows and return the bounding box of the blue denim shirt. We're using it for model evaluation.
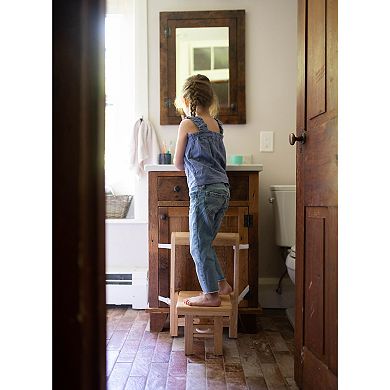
[184,116,229,191]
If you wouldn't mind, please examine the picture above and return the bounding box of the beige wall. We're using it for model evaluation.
[147,0,297,279]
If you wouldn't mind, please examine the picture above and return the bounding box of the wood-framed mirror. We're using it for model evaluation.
[160,10,246,125]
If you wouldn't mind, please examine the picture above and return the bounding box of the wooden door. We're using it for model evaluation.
[53,0,106,389]
[294,0,338,388]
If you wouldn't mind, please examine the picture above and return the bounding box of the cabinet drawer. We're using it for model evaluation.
[157,174,249,201]
[158,176,189,201]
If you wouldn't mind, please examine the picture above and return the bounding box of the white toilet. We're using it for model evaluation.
[269,185,296,327]
[286,245,296,284]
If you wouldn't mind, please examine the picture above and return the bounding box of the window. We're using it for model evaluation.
[105,10,135,196]
[193,46,229,72]
[105,0,148,221]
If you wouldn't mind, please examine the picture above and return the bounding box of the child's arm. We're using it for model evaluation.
[173,120,190,170]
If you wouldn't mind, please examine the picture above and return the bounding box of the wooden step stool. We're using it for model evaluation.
[170,232,240,341]
[177,291,232,355]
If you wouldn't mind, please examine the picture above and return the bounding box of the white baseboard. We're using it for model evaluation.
[258,277,295,309]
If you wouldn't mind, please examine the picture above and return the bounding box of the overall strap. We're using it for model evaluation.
[185,116,209,132]
[215,118,224,134]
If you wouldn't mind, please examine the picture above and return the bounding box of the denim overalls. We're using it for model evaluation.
[184,116,230,293]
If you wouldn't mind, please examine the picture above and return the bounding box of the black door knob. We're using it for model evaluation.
[289,132,306,145]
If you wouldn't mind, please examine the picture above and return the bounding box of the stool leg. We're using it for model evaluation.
[229,240,240,338]
[170,292,178,337]
[170,234,178,337]
[184,315,194,355]
[229,295,238,338]
[214,317,223,355]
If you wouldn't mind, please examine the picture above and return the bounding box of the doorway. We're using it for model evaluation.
[53,0,338,389]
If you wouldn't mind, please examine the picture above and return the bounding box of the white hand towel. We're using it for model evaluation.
[130,119,161,176]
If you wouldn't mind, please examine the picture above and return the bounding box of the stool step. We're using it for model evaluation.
[177,291,232,316]
[172,232,240,247]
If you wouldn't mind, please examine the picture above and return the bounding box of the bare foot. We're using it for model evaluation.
[184,293,221,307]
[218,279,233,295]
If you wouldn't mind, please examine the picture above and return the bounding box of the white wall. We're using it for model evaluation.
[106,0,150,222]
[106,221,149,271]
[147,0,298,278]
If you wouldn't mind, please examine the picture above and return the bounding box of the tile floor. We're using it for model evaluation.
[106,307,299,390]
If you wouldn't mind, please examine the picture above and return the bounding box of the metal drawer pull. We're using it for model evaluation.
[173,185,181,192]
[160,214,167,220]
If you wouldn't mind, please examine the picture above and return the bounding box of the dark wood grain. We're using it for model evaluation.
[149,172,169,331]
[295,1,306,384]
[157,172,250,202]
[307,0,326,120]
[295,0,338,387]
[326,207,338,375]
[303,348,337,390]
[53,1,106,389]
[158,176,189,201]
[158,206,170,300]
[248,172,259,309]
[229,174,250,200]
[148,171,260,332]
[304,208,326,358]
[160,10,246,125]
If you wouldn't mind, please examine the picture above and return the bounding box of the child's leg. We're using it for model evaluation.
[185,185,230,306]
[208,248,232,295]
[210,194,232,295]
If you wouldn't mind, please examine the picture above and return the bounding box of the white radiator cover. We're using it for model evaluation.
[105,220,149,308]
[106,268,148,308]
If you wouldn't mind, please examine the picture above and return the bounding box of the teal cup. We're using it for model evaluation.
[230,155,243,164]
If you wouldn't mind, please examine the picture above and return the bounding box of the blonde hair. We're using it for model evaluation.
[175,74,219,117]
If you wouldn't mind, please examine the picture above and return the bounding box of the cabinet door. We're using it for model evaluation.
[158,206,190,306]
[158,206,249,307]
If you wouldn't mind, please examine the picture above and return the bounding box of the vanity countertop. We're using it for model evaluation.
[144,164,263,172]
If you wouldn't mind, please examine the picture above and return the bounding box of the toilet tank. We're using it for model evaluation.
[270,185,296,247]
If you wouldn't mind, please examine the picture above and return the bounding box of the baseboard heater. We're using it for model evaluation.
[106,268,148,309]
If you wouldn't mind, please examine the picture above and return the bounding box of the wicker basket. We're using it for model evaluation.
[106,195,133,219]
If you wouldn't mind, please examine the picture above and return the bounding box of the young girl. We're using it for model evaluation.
[173,74,232,307]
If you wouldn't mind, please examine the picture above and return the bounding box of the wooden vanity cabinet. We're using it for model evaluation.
[148,170,260,332]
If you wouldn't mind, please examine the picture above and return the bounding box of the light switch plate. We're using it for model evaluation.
[260,131,274,152]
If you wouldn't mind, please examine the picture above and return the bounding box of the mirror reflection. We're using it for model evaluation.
[176,27,230,107]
